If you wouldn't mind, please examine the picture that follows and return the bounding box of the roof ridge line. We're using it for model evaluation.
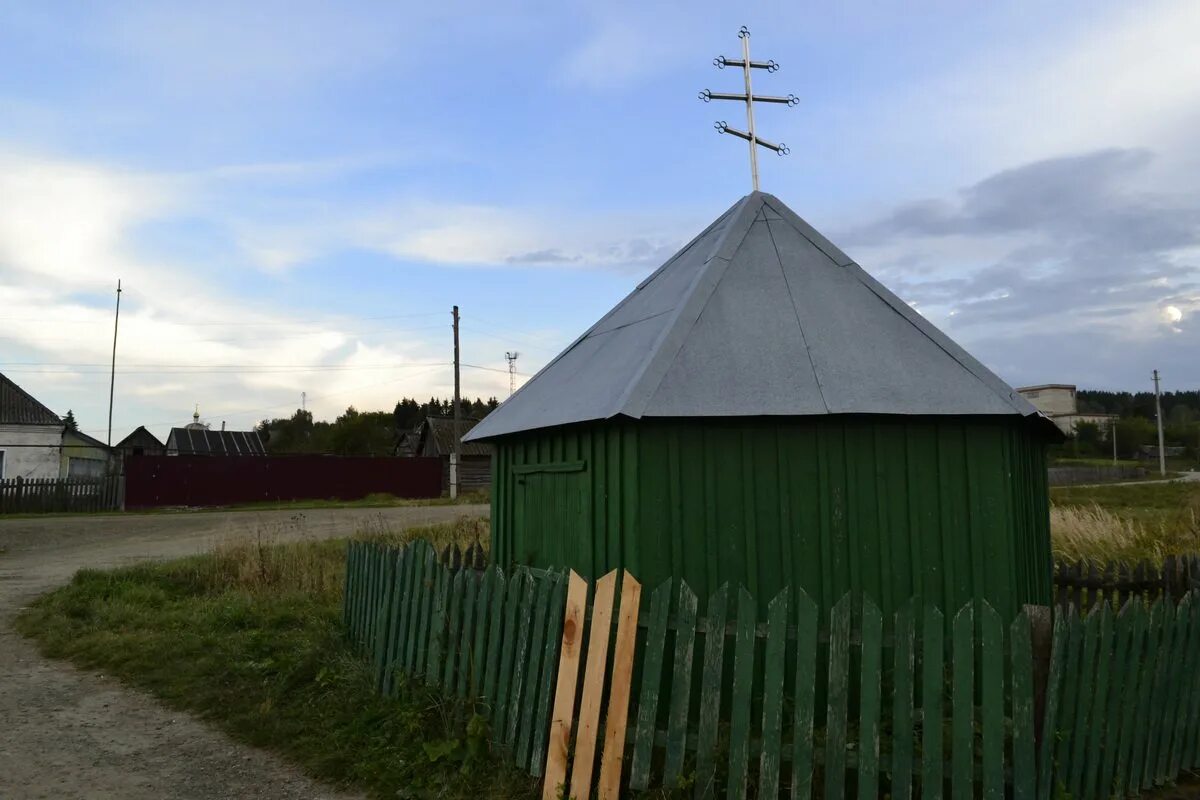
[477,196,753,421]
[615,194,766,419]
[764,217,831,413]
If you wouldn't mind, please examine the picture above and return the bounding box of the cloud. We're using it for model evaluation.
[842,148,1200,387]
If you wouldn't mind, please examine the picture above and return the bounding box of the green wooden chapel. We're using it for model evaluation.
[464,192,1058,620]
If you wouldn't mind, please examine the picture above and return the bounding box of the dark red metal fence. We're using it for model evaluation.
[124,455,442,509]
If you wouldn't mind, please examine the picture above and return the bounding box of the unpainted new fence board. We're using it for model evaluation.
[694,584,729,800]
[664,581,698,788]
[1010,610,1036,800]
[596,571,641,800]
[891,600,916,800]
[542,571,588,800]
[921,605,945,800]
[824,593,852,800]
[630,578,672,791]
[758,588,789,800]
[856,596,883,800]
[726,586,757,800]
[980,602,1004,800]
[951,603,974,800]
[569,570,617,800]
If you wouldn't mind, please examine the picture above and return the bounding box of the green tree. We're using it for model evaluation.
[63,410,78,431]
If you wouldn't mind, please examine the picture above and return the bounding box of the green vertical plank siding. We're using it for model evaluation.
[491,416,1051,623]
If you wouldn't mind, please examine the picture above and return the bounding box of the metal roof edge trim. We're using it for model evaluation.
[843,261,1040,417]
[760,193,855,267]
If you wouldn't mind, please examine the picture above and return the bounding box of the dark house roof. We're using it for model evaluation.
[418,417,490,457]
[467,191,1051,442]
[167,427,266,456]
[0,372,61,426]
[116,426,164,450]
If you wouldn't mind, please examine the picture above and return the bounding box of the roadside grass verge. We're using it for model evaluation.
[14,522,532,800]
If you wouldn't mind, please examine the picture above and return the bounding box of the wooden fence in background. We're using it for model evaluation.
[1054,555,1200,611]
[0,475,122,514]
[344,539,1200,799]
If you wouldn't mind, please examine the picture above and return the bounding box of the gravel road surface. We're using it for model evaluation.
[0,505,487,800]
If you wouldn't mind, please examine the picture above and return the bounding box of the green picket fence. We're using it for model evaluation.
[344,539,1200,799]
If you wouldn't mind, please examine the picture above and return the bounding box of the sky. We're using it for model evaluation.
[1,2,1198,442]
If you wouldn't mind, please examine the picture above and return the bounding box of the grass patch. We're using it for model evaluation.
[15,524,532,800]
[1051,480,1200,562]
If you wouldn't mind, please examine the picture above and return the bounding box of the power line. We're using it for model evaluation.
[0,310,446,327]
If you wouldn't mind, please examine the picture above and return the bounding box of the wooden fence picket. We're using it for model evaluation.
[343,538,1200,800]
[542,571,587,800]
[757,588,789,800]
[663,581,698,788]
[629,578,672,791]
[694,584,729,799]
[569,570,617,800]
[596,571,641,800]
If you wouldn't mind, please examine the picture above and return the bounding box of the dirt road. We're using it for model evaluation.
[0,505,488,800]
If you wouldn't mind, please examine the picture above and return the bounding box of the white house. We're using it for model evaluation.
[0,373,64,480]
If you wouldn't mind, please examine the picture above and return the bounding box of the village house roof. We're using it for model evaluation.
[116,426,164,450]
[467,191,1049,442]
[0,372,61,426]
[166,427,266,456]
[418,417,490,457]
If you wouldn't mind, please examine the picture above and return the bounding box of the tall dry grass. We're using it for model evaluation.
[1051,503,1200,564]
[209,532,345,600]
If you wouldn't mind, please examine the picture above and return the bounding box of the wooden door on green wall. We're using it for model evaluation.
[512,461,590,575]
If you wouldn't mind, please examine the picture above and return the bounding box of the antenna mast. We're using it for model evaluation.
[701,26,797,191]
[505,351,520,397]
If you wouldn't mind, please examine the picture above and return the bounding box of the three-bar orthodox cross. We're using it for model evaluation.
[700,26,797,191]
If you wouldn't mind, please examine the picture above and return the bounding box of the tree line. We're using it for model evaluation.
[257,396,499,456]
[1065,389,1200,461]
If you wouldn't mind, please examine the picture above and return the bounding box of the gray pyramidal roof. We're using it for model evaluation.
[466,191,1047,442]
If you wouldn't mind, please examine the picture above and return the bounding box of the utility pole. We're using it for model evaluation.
[701,26,797,191]
[451,305,461,500]
[107,279,122,446]
[1111,416,1118,465]
[1154,369,1167,477]
[505,351,520,397]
